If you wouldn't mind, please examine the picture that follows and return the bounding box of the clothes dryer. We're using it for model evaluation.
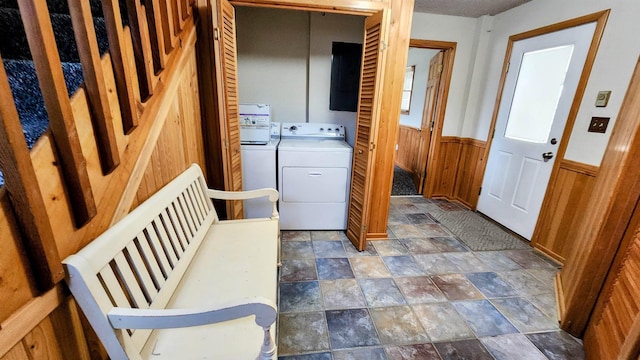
[278,123,353,230]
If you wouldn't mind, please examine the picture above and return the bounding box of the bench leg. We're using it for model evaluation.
[258,326,276,359]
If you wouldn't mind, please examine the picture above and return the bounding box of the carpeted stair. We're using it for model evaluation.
[0,0,121,186]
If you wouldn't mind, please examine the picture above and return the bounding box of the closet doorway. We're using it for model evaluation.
[393,40,455,197]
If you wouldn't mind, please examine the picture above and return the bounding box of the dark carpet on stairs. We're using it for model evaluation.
[0,0,114,186]
[392,165,418,196]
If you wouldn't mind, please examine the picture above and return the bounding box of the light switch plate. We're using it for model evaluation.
[595,91,611,107]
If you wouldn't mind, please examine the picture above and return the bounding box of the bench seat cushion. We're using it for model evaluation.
[139,218,279,359]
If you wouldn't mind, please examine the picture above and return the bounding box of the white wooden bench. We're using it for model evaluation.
[63,164,280,359]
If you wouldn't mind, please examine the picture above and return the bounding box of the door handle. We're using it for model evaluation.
[542,152,554,162]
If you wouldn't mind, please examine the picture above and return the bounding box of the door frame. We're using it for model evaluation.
[408,39,456,198]
[477,10,609,241]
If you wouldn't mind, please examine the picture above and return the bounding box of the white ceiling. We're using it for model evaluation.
[413,0,533,18]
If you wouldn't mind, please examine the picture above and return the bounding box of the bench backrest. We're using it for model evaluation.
[63,164,217,360]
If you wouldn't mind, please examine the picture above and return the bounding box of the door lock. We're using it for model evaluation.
[542,152,554,162]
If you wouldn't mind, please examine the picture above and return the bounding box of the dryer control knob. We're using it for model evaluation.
[289,125,297,132]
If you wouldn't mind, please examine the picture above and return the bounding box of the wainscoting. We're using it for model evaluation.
[395,131,486,209]
[531,160,599,263]
[395,125,424,176]
[429,137,486,209]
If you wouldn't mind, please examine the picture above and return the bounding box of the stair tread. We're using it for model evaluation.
[4,59,84,146]
[0,0,104,17]
[0,7,109,63]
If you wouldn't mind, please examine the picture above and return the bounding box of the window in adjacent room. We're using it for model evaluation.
[330,42,363,112]
[401,65,415,114]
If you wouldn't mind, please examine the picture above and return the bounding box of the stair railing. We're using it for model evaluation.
[0,0,195,290]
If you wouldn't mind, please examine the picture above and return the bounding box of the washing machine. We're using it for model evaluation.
[278,123,353,230]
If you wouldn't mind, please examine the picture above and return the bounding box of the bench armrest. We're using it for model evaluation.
[107,297,277,330]
[207,188,279,218]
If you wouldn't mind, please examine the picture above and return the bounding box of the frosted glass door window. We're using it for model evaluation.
[504,45,574,143]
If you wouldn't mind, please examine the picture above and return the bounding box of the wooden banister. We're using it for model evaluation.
[68,0,121,174]
[17,0,97,227]
[102,0,140,133]
[0,56,64,290]
[125,0,156,101]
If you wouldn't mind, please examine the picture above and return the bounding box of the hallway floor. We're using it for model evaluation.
[277,196,584,359]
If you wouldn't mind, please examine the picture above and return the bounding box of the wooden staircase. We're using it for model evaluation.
[0,0,196,290]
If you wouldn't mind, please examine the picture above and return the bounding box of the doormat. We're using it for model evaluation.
[430,209,531,251]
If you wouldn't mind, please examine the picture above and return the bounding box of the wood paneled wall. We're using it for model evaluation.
[558,56,640,337]
[422,136,485,209]
[133,56,206,207]
[532,160,598,263]
[395,125,422,172]
[0,23,204,360]
[452,138,485,209]
[430,137,461,198]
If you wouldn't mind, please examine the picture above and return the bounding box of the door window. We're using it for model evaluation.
[504,45,574,143]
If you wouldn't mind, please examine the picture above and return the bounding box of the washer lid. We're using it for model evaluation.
[278,139,353,152]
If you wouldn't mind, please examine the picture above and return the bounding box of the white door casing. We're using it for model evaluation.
[477,22,596,240]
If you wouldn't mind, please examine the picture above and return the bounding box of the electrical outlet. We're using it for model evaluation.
[588,117,610,133]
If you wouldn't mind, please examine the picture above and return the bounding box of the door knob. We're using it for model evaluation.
[542,152,554,162]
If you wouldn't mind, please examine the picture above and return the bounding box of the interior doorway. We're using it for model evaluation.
[392,40,455,197]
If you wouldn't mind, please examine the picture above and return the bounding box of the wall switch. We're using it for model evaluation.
[588,117,610,133]
[595,91,611,107]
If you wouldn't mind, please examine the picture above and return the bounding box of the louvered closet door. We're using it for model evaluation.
[218,0,243,219]
[346,10,389,251]
[584,203,640,359]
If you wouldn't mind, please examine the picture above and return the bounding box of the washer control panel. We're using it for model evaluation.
[281,123,346,139]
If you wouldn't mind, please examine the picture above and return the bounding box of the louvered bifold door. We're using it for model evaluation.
[218,0,244,219]
[584,204,640,359]
[346,10,389,251]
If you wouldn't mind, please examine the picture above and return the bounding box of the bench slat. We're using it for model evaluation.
[189,182,208,220]
[99,264,133,308]
[134,234,166,290]
[153,218,181,266]
[171,198,194,240]
[113,253,150,309]
[185,189,204,226]
[160,209,187,253]
[177,194,198,235]
[144,224,175,275]
[125,242,159,301]
[186,185,205,223]
[154,214,184,259]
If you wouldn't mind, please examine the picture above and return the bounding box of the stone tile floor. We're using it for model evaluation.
[277,196,585,359]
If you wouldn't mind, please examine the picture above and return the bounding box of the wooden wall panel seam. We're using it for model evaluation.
[0,286,65,358]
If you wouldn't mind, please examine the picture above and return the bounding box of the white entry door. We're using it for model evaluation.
[477,22,596,240]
